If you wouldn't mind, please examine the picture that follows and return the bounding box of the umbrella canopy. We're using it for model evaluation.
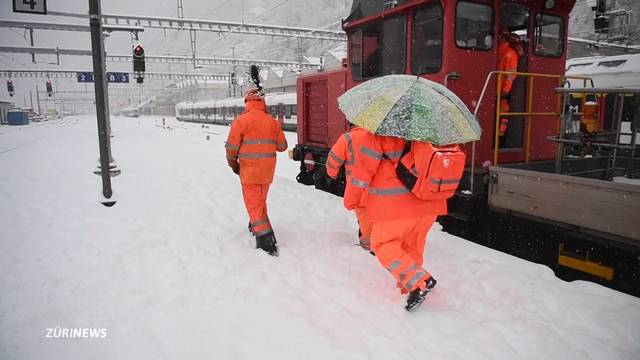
[337,75,481,145]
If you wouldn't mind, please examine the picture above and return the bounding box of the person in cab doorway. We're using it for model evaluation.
[344,135,455,311]
[225,88,288,256]
[497,28,523,147]
[325,125,375,253]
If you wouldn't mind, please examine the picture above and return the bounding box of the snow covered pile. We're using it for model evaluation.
[1,116,639,359]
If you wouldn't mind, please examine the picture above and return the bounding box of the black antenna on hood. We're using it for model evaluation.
[249,65,263,93]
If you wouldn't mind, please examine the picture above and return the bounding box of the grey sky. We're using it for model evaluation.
[0,0,349,106]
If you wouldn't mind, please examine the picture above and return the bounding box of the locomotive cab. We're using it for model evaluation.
[293,0,575,191]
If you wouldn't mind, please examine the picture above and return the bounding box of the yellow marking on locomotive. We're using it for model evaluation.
[557,244,615,281]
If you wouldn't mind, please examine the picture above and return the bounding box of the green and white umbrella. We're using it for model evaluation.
[337,75,481,145]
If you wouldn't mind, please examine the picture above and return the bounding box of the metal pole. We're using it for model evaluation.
[53,84,57,115]
[36,84,41,114]
[29,28,35,63]
[29,90,34,110]
[89,0,115,205]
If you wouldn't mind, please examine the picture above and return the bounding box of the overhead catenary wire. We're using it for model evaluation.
[196,0,291,56]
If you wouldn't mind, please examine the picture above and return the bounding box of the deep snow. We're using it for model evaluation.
[0,116,639,360]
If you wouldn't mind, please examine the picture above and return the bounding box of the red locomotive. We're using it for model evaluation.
[292,0,640,296]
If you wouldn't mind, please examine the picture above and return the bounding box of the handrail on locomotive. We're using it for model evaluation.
[467,70,595,193]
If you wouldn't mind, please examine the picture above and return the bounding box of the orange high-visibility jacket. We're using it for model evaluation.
[498,41,519,94]
[326,127,375,206]
[345,135,447,222]
[225,98,288,184]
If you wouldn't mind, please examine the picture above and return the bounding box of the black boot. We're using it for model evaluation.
[256,232,278,256]
[405,276,437,312]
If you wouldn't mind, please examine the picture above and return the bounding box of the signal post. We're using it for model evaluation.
[89,0,117,206]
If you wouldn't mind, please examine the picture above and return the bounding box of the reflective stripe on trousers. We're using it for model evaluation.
[241,184,272,237]
[250,216,272,236]
[386,259,430,292]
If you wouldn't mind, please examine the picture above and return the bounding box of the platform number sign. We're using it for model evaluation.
[77,72,95,83]
[13,0,47,15]
[77,72,130,84]
[107,72,129,84]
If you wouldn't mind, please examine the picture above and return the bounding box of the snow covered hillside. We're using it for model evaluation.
[1,116,639,360]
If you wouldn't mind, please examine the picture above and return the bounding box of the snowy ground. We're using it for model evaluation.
[1,115,639,360]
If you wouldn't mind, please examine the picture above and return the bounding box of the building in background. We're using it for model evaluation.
[569,0,640,57]
[0,99,14,124]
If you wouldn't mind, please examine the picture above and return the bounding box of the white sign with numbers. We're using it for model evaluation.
[13,0,47,15]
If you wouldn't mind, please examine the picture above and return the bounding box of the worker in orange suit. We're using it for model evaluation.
[344,134,446,311]
[497,28,522,146]
[225,89,288,256]
[325,125,374,252]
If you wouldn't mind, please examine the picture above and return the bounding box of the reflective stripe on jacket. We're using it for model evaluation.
[345,135,447,222]
[225,98,288,184]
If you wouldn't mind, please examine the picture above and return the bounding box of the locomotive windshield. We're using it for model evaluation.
[349,15,406,80]
[455,1,494,50]
[411,3,443,74]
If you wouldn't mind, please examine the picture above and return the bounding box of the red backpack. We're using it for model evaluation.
[395,141,465,200]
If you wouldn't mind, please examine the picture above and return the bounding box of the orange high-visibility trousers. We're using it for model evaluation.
[499,98,511,137]
[370,214,437,293]
[354,206,373,250]
[241,183,273,237]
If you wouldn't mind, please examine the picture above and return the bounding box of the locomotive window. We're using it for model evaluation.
[455,2,494,50]
[534,14,564,57]
[285,105,292,117]
[411,3,443,74]
[350,15,406,80]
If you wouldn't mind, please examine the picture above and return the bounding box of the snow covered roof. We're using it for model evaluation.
[566,53,640,88]
[303,56,322,65]
[270,69,285,79]
[325,49,347,61]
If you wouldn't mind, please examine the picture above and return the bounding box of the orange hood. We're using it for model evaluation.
[245,98,267,113]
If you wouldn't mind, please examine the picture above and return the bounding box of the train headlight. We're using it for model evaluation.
[545,0,555,9]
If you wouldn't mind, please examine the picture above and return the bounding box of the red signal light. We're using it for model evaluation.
[133,43,146,73]
[133,45,144,57]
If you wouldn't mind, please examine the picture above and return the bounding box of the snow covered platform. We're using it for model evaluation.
[1,116,639,359]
